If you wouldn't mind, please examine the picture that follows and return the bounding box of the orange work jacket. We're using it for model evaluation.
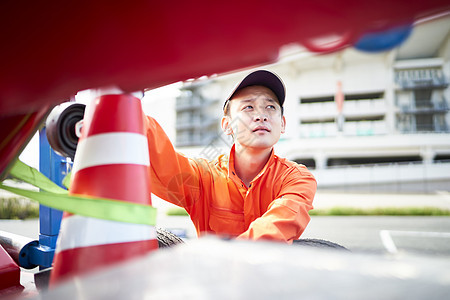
[145,116,316,243]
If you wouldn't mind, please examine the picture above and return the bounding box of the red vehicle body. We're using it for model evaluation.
[1,0,450,178]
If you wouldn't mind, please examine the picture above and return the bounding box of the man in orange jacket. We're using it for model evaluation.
[145,70,316,243]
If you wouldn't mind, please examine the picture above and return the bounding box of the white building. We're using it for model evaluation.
[166,16,450,193]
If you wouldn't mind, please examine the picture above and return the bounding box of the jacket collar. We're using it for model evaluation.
[228,144,276,182]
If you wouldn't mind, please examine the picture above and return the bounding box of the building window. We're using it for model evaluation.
[293,158,316,169]
[415,114,434,132]
[327,156,422,167]
[395,67,447,89]
[414,89,433,108]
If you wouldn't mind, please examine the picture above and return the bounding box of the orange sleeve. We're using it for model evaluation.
[237,166,316,243]
[145,116,202,212]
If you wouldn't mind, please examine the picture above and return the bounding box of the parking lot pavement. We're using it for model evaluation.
[302,216,450,256]
[0,219,39,239]
[154,191,450,257]
[2,192,450,257]
[302,191,450,256]
[3,214,448,258]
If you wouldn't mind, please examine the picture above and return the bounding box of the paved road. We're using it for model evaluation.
[2,215,450,257]
[0,219,40,239]
[303,216,450,256]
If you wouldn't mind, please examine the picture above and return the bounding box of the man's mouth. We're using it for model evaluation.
[253,126,270,133]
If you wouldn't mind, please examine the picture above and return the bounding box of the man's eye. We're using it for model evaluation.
[267,105,276,110]
[243,105,253,110]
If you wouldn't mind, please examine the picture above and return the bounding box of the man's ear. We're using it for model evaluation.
[281,115,286,134]
[221,116,233,135]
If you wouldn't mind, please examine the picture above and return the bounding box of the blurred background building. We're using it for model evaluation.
[148,16,450,193]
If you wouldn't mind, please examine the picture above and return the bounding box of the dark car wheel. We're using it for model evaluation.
[156,227,185,248]
[293,238,349,251]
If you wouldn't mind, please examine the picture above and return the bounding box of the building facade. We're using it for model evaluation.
[174,16,450,193]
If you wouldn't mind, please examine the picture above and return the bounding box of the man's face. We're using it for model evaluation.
[221,85,286,151]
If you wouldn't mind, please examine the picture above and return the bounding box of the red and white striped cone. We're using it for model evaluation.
[50,91,157,286]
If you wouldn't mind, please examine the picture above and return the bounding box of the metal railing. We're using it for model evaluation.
[312,160,450,193]
[399,99,449,113]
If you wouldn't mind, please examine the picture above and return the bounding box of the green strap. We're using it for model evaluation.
[2,160,156,226]
[9,160,68,194]
[62,172,71,189]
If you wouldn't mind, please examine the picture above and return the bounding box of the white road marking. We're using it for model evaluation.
[379,230,450,254]
[380,230,398,254]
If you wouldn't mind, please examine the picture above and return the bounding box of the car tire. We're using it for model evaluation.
[293,238,349,251]
[156,227,185,248]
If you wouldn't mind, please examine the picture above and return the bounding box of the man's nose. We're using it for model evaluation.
[253,110,268,122]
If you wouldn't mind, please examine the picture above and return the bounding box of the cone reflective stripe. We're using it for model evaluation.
[52,216,157,280]
[50,93,157,286]
[71,132,150,201]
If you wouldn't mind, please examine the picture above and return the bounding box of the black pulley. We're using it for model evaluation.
[45,102,86,160]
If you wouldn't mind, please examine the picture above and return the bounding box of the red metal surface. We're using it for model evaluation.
[1,1,449,116]
[0,107,51,179]
[0,245,24,296]
[0,1,449,177]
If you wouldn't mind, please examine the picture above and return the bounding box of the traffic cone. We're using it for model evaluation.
[49,92,157,286]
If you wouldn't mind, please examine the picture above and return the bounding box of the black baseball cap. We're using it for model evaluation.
[223,70,286,110]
